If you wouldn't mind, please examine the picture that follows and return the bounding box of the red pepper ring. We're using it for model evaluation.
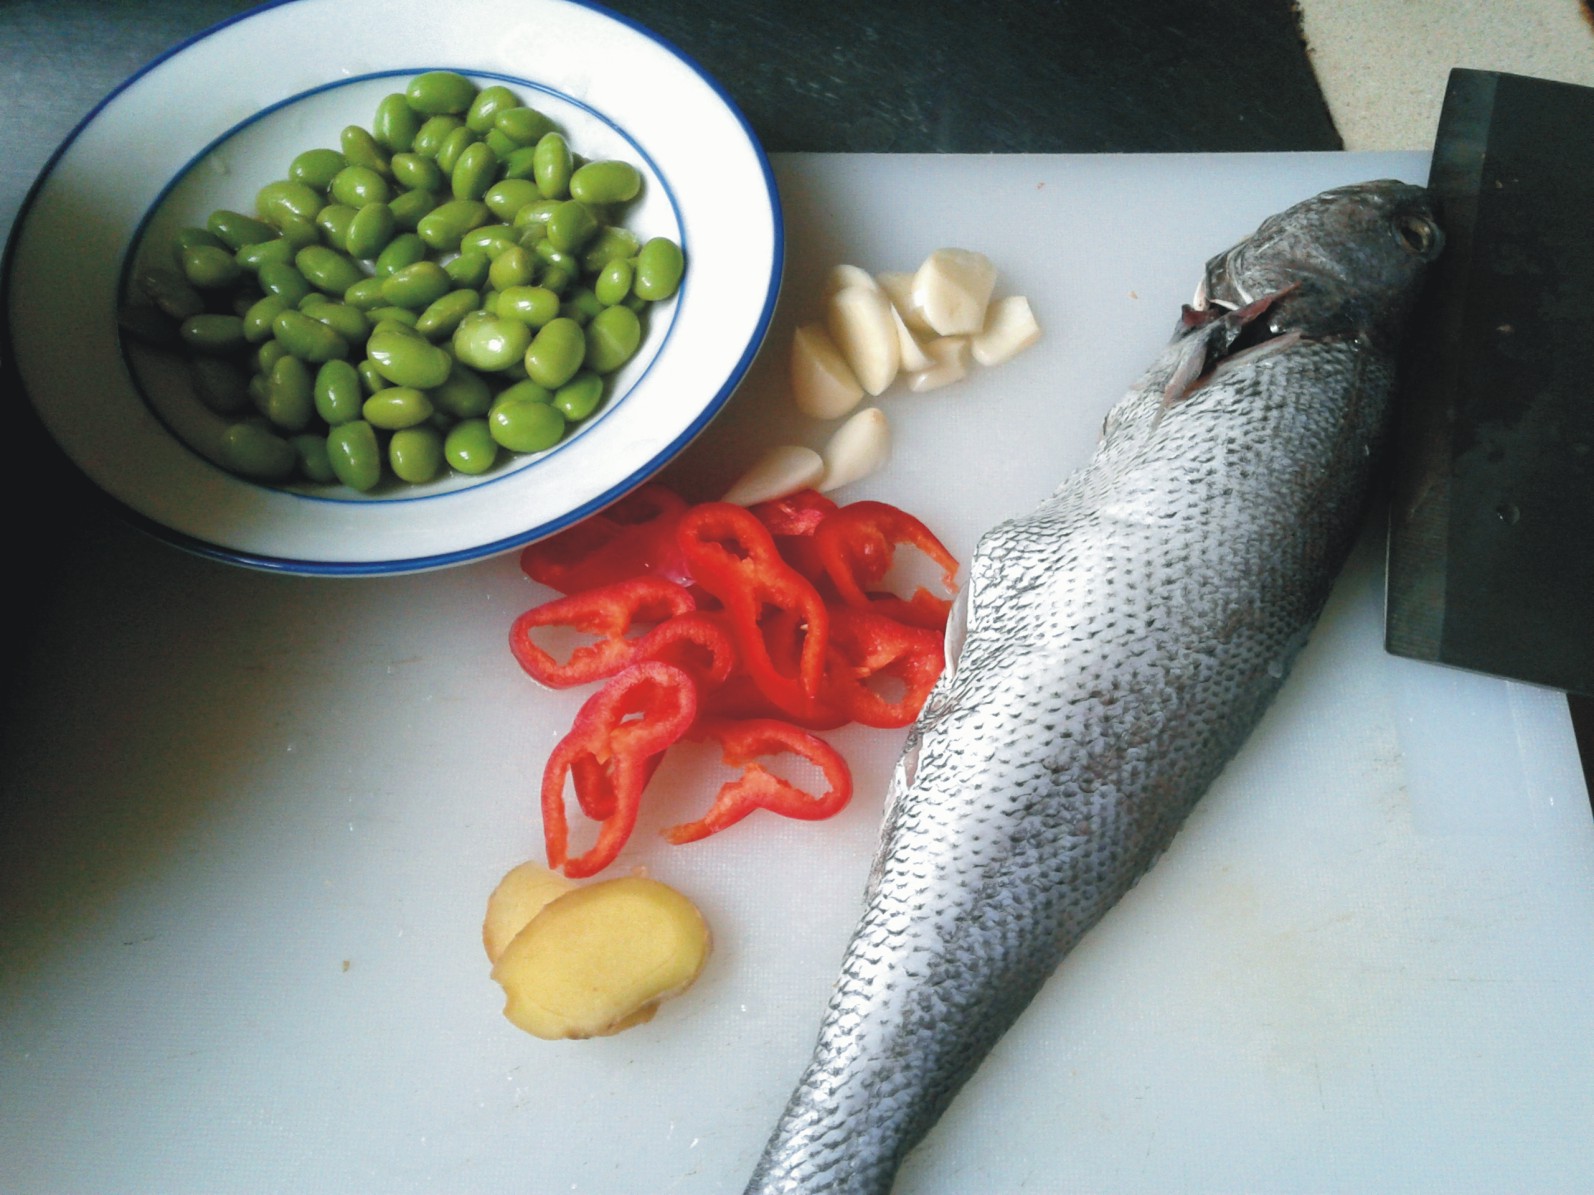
[662,717,853,845]
[509,575,696,689]
[541,661,699,878]
[519,483,691,594]
[812,500,960,630]
[822,606,946,729]
[676,502,832,713]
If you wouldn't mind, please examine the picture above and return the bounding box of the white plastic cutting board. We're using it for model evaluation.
[3,153,1592,1193]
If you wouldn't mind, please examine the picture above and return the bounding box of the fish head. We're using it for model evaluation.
[1190,180,1442,345]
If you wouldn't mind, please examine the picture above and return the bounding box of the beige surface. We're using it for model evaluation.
[1300,0,1594,149]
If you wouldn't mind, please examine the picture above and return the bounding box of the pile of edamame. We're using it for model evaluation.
[122,70,685,492]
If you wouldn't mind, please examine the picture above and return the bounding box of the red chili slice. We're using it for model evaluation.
[541,661,698,878]
[811,500,960,630]
[822,606,946,728]
[509,575,696,688]
[662,717,853,844]
[519,483,691,594]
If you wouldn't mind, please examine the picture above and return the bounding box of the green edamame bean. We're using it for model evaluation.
[390,152,443,192]
[344,276,388,310]
[314,203,356,251]
[368,309,419,333]
[179,313,246,354]
[180,243,242,289]
[388,426,444,483]
[494,106,556,148]
[372,93,421,153]
[459,224,517,259]
[267,354,315,432]
[256,180,324,226]
[483,129,519,161]
[584,303,641,373]
[497,284,560,328]
[257,262,312,304]
[235,236,296,273]
[539,262,575,295]
[173,226,226,261]
[488,244,535,290]
[545,200,599,253]
[581,225,641,272]
[444,250,491,289]
[221,421,296,481]
[308,301,370,344]
[532,132,572,199]
[634,236,684,301]
[452,310,531,372]
[488,394,564,453]
[367,327,452,388]
[412,114,462,157]
[314,359,364,424]
[522,316,585,388]
[345,201,397,259]
[295,244,366,294]
[375,231,428,278]
[339,125,390,175]
[289,148,347,191]
[380,260,451,309]
[406,70,477,116]
[256,338,289,375]
[290,432,337,483]
[443,418,499,474]
[500,145,540,182]
[189,357,250,414]
[569,160,642,206]
[363,386,433,430]
[276,213,322,250]
[387,187,439,230]
[429,363,492,417]
[272,308,349,363]
[330,164,391,208]
[356,358,387,394]
[138,266,204,321]
[450,141,499,201]
[552,369,604,421]
[560,287,603,325]
[414,288,481,340]
[496,378,553,405]
[465,85,518,133]
[243,294,290,342]
[326,420,382,491]
[209,208,280,249]
[594,258,633,306]
[434,126,477,175]
[416,198,489,251]
[484,178,543,222]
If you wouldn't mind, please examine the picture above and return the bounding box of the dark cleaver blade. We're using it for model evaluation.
[1386,68,1594,697]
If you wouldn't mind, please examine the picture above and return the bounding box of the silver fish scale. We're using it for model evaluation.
[746,181,1439,1195]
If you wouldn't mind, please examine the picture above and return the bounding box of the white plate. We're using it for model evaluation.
[2,0,781,575]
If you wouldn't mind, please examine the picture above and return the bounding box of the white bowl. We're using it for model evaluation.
[2,0,782,575]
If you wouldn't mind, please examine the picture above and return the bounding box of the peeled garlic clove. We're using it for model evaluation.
[911,248,997,336]
[790,322,865,419]
[971,295,1042,366]
[876,271,934,337]
[906,336,971,393]
[891,303,933,373]
[826,286,900,396]
[721,444,826,506]
[818,406,890,492]
[824,263,880,298]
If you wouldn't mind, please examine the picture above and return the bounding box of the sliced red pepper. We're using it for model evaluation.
[541,661,698,877]
[811,500,960,630]
[519,484,691,594]
[662,717,853,844]
[748,488,838,593]
[822,606,945,729]
[676,502,836,722]
[509,575,696,688]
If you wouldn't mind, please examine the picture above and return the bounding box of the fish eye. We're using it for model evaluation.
[1394,214,1441,257]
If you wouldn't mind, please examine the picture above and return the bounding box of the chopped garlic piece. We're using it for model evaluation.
[826,286,900,396]
[972,295,1042,366]
[891,304,932,373]
[790,322,865,419]
[824,263,880,297]
[876,271,934,337]
[721,444,826,506]
[906,336,971,393]
[910,249,997,336]
[819,407,890,492]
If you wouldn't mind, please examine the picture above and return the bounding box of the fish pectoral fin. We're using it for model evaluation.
[942,584,970,680]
